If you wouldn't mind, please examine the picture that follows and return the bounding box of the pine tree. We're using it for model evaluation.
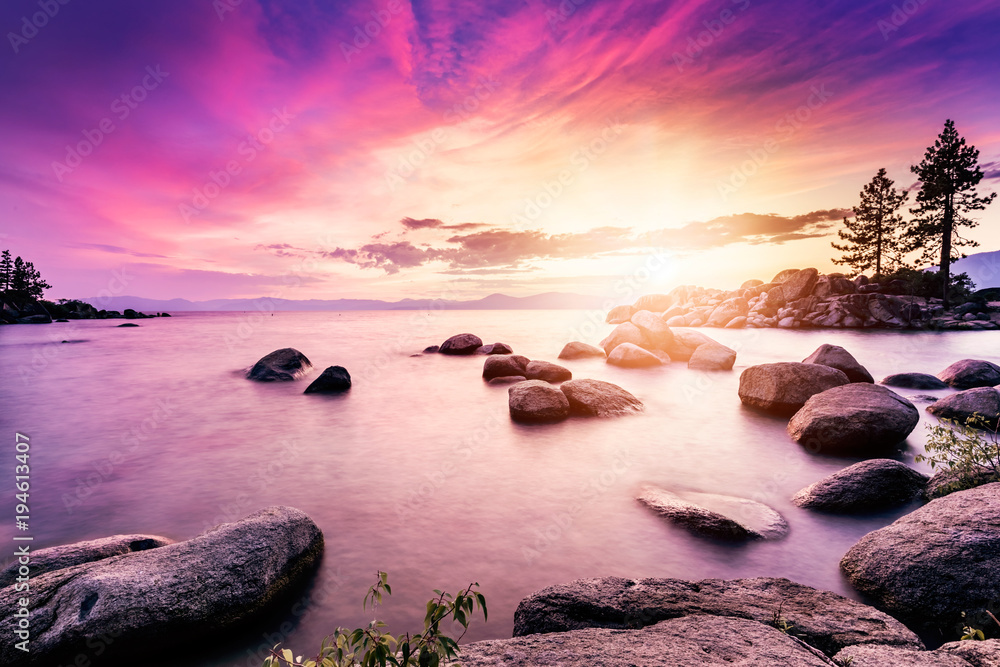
[906,119,996,309]
[0,250,11,291]
[24,261,51,300]
[831,168,909,281]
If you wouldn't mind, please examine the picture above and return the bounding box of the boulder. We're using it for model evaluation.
[924,466,998,500]
[637,486,787,541]
[600,322,647,355]
[938,359,1000,389]
[771,268,802,284]
[937,639,1000,666]
[832,644,973,666]
[422,345,440,353]
[802,344,873,383]
[0,535,172,589]
[630,310,675,349]
[688,342,736,371]
[483,355,530,380]
[664,329,717,361]
[725,316,747,328]
[791,460,928,512]
[246,348,313,381]
[787,384,918,456]
[116,322,139,327]
[927,387,1000,429]
[738,363,850,416]
[439,333,483,355]
[0,507,323,667]
[508,380,570,423]
[741,279,764,289]
[606,343,664,368]
[782,268,820,301]
[881,373,949,390]
[512,576,922,656]
[558,341,606,360]
[456,615,836,666]
[605,304,635,324]
[706,297,749,327]
[560,379,642,417]
[303,366,352,393]
[476,342,513,355]
[841,483,1000,636]
[524,360,573,383]
[487,375,526,386]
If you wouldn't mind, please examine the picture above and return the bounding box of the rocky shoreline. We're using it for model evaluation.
[0,294,167,325]
[606,268,1000,331]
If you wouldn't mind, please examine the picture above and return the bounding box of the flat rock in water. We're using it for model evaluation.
[508,380,570,423]
[832,644,973,666]
[792,459,928,512]
[558,341,606,360]
[303,365,351,393]
[881,373,949,390]
[738,363,849,416]
[607,342,663,368]
[0,507,324,667]
[787,384,918,456]
[524,360,572,383]
[439,333,483,355]
[802,344,873,383]
[512,576,922,657]
[246,347,312,381]
[422,345,439,353]
[927,387,1000,429]
[483,355,530,380]
[116,323,139,327]
[0,535,172,588]
[937,359,1000,389]
[456,615,836,667]
[841,483,1000,636]
[559,379,642,417]
[688,342,736,370]
[638,486,787,541]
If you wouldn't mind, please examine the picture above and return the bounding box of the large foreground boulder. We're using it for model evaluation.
[607,343,664,368]
[246,348,313,381]
[303,365,352,393]
[787,384,918,456]
[738,363,849,416]
[937,359,1000,389]
[841,483,1000,636]
[0,535,172,588]
[927,387,1000,429]
[638,486,788,541]
[512,576,922,657]
[0,507,324,667]
[559,379,642,417]
[558,341,606,360]
[508,380,570,423]
[439,333,483,355]
[456,615,836,666]
[803,344,873,383]
[792,460,928,512]
[881,373,950,390]
[483,355,530,380]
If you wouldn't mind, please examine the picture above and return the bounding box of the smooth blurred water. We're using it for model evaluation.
[0,310,994,666]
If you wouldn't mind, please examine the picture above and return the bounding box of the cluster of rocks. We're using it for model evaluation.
[0,294,168,324]
[422,333,514,356]
[507,376,643,424]
[582,310,737,371]
[607,268,999,331]
[246,348,351,393]
[0,507,323,667]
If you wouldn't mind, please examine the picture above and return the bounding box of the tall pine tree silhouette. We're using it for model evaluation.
[832,168,908,281]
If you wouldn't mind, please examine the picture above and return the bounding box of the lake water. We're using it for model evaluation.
[0,310,992,666]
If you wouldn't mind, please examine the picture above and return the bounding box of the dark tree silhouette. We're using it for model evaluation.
[0,250,11,292]
[3,252,52,304]
[832,168,909,281]
[906,119,996,309]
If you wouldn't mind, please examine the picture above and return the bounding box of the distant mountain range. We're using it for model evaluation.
[81,292,609,312]
[934,250,1000,291]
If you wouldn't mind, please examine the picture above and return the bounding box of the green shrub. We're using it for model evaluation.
[264,572,487,667]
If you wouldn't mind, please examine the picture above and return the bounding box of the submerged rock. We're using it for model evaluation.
[0,507,324,667]
[638,486,787,541]
[841,483,1000,636]
[937,359,1000,389]
[487,375,526,386]
[787,384,918,456]
[738,363,849,416]
[881,373,949,390]
[512,576,922,657]
[303,365,352,393]
[802,344,873,383]
[792,459,928,512]
[508,380,570,423]
[247,348,313,381]
[422,345,440,353]
[558,341,607,360]
[559,379,642,417]
[439,333,483,355]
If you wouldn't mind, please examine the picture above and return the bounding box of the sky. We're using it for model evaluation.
[1,0,999,302]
